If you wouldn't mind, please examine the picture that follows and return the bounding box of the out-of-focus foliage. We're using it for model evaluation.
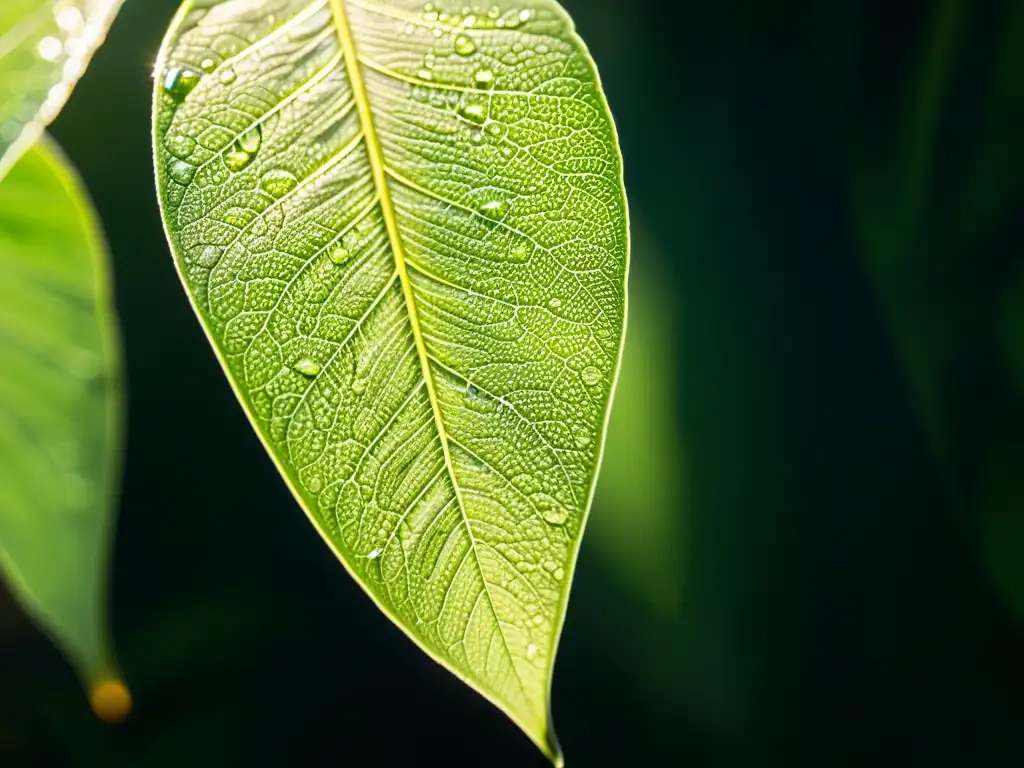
[0,137,125,714]
[848,0,1024,627]
[591,223,686,618]
[0,0,125,179]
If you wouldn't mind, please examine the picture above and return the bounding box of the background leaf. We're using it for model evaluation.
[0,136,127,720]
[590,223,686,618]
[0,0,125,180]
[153,0,627,761]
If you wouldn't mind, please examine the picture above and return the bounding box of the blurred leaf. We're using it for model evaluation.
[153,1,628,762]
[848,0,967,479]
[592,259,686,618]
[980,441,1024,629]
[1000,261,1024,398]
[0,136,127,720]
[0,0,125,180]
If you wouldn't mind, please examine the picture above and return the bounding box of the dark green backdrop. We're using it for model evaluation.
[2,0,1023,765]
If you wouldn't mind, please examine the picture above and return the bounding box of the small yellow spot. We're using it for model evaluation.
[90,679,132,724]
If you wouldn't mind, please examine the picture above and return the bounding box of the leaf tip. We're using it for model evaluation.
[89,677,132,724]
[543,715,566,768]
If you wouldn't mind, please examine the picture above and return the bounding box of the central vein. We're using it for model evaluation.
[328,0,471,523]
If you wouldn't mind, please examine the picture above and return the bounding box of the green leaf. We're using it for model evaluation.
[0,136,128,722]
[0,0,125,180]
[153,1,627,761]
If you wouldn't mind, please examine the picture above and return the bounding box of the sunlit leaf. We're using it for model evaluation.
[0,136,127,721]
[0,0,125,180]
[153,0,627,761]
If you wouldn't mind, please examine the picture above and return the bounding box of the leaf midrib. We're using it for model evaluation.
[327,0,536,715]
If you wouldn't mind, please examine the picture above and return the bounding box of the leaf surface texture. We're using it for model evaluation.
[153,1,627,758]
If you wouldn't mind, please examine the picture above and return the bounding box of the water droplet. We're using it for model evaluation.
[260,169,297,197]
[168,159,195,186]
[37,36,62,62]
[187,244,222,268]
[526,643,538,660]
[238,124,262,154]
[295,358,322,377]
[470,129,484,144]
[368,547,383,560]
[574,430,591,449]
[548,298,562,309]
[454,34,477,56]
[352,377,368,395]
[417,67,434,81]
[309,476,323,493]
[218,66,237,85]
[581,366,602,387]
[519,9,534,23]
[56,7,85,32]
[479,198,509,219]
[553,567,565,582]
[332,246,352,266]
[224,150,252,172]
[465,69,492,93]
[509,243,530,262]
[460,102,487,124]
[200,57,216,73]
[166,133,195,160]
[535,493,569,526]
[466,383,480,401]
[162,66,201,101]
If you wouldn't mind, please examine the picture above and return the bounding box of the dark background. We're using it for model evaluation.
[3,0,1024,765]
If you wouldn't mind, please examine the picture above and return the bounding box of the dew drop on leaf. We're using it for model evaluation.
[260,169,297,197]
[479,198,509,219]
[238,125,262,155]
[460,102,487,124]
[581,365,601,386]
[224,151,251,171]
[474,68,494,88]
[454,34,477,56]
[162,66,201,101]
[534,493,569,526]
[166,133,195,160]
[294,358,322,377]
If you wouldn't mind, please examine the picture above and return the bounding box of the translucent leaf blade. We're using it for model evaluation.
[0,136,127,720]
[0,0,125,180]
[153,1,627,760]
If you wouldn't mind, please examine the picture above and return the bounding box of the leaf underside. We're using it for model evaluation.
[0,0,125,181]
[0,136,123,691]
[153,1,627,760]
